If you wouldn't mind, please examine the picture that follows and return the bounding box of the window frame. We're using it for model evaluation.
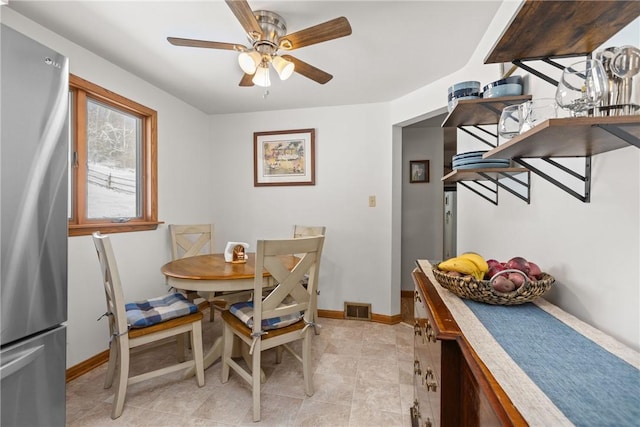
[68,74,160,236]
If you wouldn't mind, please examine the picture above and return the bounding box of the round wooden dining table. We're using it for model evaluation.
[161,253,298,372]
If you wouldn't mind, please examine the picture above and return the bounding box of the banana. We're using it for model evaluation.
[459,252,489,274]
[438,257,482,280]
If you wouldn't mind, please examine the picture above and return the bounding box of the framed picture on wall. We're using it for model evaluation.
[254,128,315,186]
[410,160,429,183]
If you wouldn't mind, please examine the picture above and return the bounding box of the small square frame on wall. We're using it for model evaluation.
[410,160,429,183]
[254,128,315,186]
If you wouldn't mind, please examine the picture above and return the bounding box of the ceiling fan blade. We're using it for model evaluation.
[281,55,333,84]
[225,0,263,39]
[167,37,247,51]
[280,17,352,50]
[239,73,254,87]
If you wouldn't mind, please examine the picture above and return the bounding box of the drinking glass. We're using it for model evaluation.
[498,104,523,139]
[555,59,608,116]
[520,98,557,134]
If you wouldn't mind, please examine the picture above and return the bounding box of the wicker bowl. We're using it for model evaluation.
[431,266,555,305]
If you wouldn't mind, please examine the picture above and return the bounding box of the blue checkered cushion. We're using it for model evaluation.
[125,293,197,328]
[229,301,303,330]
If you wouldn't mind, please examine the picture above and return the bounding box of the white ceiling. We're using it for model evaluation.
[7,0,503,115]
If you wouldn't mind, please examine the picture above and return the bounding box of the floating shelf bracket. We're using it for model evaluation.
[449,169,531,205]
[458,180,499,205]
[513,156,591,203]
[511,57,574,87]
[479,170,531,204]
[595,123,640,149]
[458,125,497,149]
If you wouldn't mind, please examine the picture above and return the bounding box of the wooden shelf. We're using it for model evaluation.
[485,1,640,64]
[483,116,640,159]
[442,167,527,183]
[442,95,531,128]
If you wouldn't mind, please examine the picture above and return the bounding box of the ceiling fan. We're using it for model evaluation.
[167,0,352,87]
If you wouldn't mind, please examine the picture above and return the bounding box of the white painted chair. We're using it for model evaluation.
[221,236,325,422]
[92,232,204,419]
[292,225,326,239]
[293,225,326,334]
[169,224,217,321]
[169,224,251,322]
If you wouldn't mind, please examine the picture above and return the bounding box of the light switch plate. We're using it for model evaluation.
[369,195,376,207]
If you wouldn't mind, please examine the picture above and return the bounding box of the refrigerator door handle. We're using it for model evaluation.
[0,345,44,380]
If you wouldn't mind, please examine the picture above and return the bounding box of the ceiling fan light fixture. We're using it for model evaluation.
[238,50,261,74]
[252,64,271,87]
[272,55,295,80]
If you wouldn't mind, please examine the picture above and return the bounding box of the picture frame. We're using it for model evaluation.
[254,128,315,187]
[410,160,429,183]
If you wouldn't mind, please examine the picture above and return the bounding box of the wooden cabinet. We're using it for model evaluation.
[411,260,640,426]
[410,267,525,427]
[411,284,441,427]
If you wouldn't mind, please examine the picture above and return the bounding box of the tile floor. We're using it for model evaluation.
[66,312,416,426]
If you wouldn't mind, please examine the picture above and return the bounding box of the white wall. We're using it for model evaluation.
[401,127,444,291]
[208,104,397,316]
[390,2,640,350]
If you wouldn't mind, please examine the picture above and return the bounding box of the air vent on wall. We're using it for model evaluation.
[344,302,371,321]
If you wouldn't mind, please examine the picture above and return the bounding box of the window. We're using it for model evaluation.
[68,74,159,236]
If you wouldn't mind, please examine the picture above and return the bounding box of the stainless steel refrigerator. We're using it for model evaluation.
[1,24,68,426]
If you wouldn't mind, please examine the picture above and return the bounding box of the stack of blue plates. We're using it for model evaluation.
[452,151,510,170]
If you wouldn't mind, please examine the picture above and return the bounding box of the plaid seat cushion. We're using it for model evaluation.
[229,301,303,330]
[125,293,197,328]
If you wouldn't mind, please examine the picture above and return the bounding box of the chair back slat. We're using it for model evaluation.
[292,225,326,238]
[169,224,213,260]
[253,236,324,333]
[92,232,130,337]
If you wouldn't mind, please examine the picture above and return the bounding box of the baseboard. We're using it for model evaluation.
[66,349,109,383]
[318,309,402,325]
[317,309,344,319]
[401,290,414,298]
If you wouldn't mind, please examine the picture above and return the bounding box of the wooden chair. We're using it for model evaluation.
[169,224,217,321]
[292,225,326,239]
[221,236,325,422]
[293,225,326,334]
[169,224,251,322]
[92,232,205,419]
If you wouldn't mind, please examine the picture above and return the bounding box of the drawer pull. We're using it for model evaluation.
[415,290,422,303]
[411,400,421,420]
[425,419,433,427]
[414,322,422,336]
[426,381,438,392]
[425,367,433,380]
[414,360,422,376]
[421,370,435,385]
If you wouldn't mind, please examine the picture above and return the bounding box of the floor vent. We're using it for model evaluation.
[344,302,372,321]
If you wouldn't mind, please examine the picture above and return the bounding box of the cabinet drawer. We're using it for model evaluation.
[413,269,441,427]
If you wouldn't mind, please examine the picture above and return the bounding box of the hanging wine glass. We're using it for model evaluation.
[555,59,608,117]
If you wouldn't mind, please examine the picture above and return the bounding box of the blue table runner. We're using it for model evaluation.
[463,300,640,427]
